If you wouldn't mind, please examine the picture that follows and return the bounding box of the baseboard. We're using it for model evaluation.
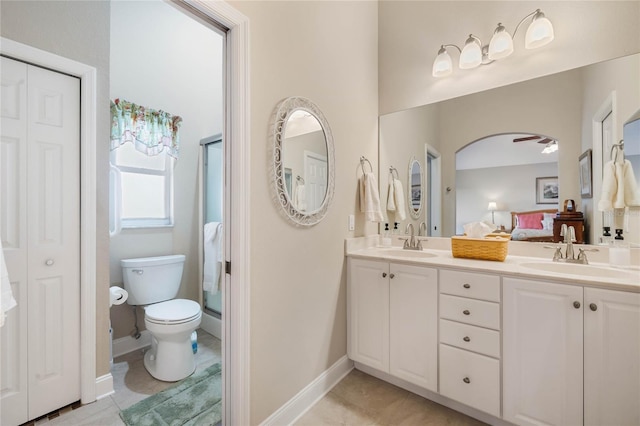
[95,373,114,400]
[260,355,354,426]
[112,330,152,359]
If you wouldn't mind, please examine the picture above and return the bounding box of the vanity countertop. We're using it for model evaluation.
[346,237,640,293]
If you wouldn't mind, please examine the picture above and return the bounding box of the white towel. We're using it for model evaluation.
[359,172,384,222]
[203,222,223,295]
[392,179,407,221]
[387,178,396,212]
[1,239,17,328]
[598,160,640,211]
[293,184,306,211]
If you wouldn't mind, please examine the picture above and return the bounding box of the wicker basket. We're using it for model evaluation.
[451,234,510,262]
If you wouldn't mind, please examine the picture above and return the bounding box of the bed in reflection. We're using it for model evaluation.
[509,209,558,242]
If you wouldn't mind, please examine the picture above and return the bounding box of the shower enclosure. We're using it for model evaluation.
[200,135,223,338]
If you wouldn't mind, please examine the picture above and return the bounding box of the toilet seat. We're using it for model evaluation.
[145,299,201,325]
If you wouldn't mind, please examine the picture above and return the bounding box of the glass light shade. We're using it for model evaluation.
[487,202,497,211]
[488,24,514,60]
[525,11,554,49]
[459,36,482,69]
[432,46,453,77]
[542,141,558,154]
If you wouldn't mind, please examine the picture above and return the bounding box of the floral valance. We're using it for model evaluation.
[110,99,183,158]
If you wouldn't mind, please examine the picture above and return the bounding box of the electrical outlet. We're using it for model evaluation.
[348,214,355,231]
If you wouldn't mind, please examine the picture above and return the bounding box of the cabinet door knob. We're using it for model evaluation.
[463,336,470,342]
[389,273,395,279]
[463,377,471,384]
[463,310,470,316]
[45,259,54,266]
[590,303,598,311]
[463,283,470,289]
[382,272,387,278]
[573,301,581,309]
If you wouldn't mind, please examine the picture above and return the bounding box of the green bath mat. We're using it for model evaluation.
[120,363,222,426]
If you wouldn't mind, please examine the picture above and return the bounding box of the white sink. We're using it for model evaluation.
[376,249,438,259]
[519,262,640,280]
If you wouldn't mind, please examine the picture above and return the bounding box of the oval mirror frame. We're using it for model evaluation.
[408,156,423,220]
[270,97,335,226]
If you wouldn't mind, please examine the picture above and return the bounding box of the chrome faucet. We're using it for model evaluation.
[402,223,425,250]
[546,224,595,264]
[418,222,427,237]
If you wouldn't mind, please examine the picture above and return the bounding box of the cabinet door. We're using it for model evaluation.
[389,263,437,391]
[503,278,583,426]
[347,258,389,372]
[584,288,640,426]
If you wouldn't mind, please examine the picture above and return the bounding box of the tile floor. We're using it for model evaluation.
[23,329,221,426]
[295,369,487,426]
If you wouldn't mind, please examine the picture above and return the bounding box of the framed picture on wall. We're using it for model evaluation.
[579,149,593,198]
[536,176,559,204]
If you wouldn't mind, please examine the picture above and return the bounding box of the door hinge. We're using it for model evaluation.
[225,261,231,275]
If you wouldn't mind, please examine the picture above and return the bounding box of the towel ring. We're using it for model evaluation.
[389,166,399,180]
[360,156,373,177]
[610,141,624,163]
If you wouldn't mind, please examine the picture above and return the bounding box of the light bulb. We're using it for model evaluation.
[488,23,514,60]
[459,35,482,69]
[432,46,453,77]
[525,10,554,49]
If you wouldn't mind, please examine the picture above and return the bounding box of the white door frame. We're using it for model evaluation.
[425,144,442,237]
[1,37,98,404]
[179,2,251,425]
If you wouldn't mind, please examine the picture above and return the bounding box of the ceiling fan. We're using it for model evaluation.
[513,135,554,144]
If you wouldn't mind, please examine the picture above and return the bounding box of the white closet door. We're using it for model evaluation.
[1,56,30,426]
[0,56,80,424]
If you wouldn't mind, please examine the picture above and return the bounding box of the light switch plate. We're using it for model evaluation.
[348,214,355,231]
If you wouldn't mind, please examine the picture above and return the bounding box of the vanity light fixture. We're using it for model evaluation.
[432,9,554,77]
[541,140,558,154]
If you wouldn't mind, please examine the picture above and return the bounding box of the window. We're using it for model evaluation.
[110,142,174,228]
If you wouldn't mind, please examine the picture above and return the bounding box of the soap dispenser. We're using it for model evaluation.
[381,223,392,247]
[609,229,630,268]
[600,227,612,245]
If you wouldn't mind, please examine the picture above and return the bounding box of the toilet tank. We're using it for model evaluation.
[121,255,185,305]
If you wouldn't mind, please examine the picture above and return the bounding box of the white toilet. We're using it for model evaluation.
[121,254,202,382]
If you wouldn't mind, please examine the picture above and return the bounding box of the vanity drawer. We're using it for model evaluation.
[440,294,500,330]
[440,270,500,302]
[439,344,500,417]
[439,319,500,358]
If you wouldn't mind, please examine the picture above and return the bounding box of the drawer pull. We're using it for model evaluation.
[389,273,395,279]
[463,377,471,384]
[463,310,470,315]
[463,283,470,289]
[573,301,581,309]
[590,303,598,311]
[382,272,387,278]
[463,336,470,342]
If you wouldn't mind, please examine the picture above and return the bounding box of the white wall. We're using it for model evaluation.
[109,1,223,339]
[379,1,640,114]
[1,0,112,377]
[456,162,558,233]
[228,1,378,423]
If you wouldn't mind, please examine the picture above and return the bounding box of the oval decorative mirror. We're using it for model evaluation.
[270,97,335,226]
[408,156,423,219]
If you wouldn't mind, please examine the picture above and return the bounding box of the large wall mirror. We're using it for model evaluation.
[270,97,335,226]
[379,53,640,244]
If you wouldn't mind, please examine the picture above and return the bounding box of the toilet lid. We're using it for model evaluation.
[145,299,201,323]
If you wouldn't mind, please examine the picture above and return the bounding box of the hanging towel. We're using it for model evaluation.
[598,160,640,211]
[387,176,396,212]
[359,172,384,222]
[203,222,223,295]
[1,239,17,328]
[392,179,407,221]
[293,184,306,211]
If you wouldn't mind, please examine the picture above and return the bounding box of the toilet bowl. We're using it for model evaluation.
[121,255,202,382]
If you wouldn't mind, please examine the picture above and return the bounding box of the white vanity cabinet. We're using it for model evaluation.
[347,258,438,391]
[503,277,640,426]
[439,270,501,417]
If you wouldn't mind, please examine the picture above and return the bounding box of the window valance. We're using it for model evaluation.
[110,98,182,158]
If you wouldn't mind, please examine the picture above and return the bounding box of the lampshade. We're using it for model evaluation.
[459,35,482,69]
[488,23,514,60]
[432,46,453,77]
[525,10,554,49]
[487,202,498,211]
